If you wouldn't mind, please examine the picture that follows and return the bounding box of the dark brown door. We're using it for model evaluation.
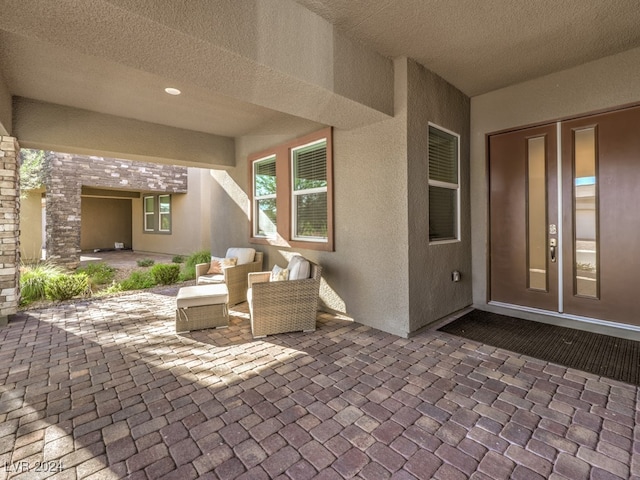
[489,105,640,327]
[561,106,640,326]
[489,124,559,311]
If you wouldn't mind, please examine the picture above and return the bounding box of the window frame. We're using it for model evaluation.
[143,194,172,234]
[143,195,156,233]
[291,138,329,243]
[158,194,171,233]
[248,127,333,251]
[252,154,278,239]
[428,122,461,244]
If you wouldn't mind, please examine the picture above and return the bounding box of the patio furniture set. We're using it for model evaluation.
[175,247,322,337]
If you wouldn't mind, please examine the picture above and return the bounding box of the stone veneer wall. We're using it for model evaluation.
[45,153,188,269]
[0,136,20,323]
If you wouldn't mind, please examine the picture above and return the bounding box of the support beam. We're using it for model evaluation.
[0,73,11,136]
[13,98,236,169]
[1,0,393,130]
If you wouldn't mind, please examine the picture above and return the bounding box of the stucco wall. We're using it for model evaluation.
[406,60,472,332]
[471,47,640,315]
[209,57,411,337]
[81,197,132,251]
[132,168,212,255]
[0,73,10,135]
[208,57,475,337]
[19,189,43,261]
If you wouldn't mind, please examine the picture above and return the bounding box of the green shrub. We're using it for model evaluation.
[172,255,185,264]
[182,250,211,280]
[77,262,116,286]
[97,282,124,295]
[44,273,90,301]
[119,271,157,291]
[20,262,65,305]
[137,258,155,267]
[150,263,180,285]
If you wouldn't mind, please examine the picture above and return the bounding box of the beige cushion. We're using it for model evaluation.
[270,265,289,281]
[197,274,225,284]
[287,255,310,280]
[207,256,237,274]
[177,284,229,308]
[225,247,256,265]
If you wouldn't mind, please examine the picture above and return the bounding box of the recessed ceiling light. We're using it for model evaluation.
[164,87,181,96]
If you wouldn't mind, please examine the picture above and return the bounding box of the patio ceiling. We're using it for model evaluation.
[2,0,640,145]
[293,0,640,97]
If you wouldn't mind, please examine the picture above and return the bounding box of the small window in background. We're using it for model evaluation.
[428,125,460,242]
[253,156,277,238]
[292,139,328,242]
[143,194,172,234]
[159,195,171,232]
[144,195,155,232]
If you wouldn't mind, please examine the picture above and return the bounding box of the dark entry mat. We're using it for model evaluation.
[438,310,640,386]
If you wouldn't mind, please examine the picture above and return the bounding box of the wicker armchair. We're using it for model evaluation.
[196,251,263,306]
[247,260,322,337]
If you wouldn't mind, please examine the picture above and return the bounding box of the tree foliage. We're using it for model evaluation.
[19,149,45,196]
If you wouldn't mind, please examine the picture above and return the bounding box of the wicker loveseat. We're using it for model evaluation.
[196,249,263,306]
[247,257,322,337]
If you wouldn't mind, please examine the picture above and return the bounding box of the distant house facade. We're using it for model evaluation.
[20,151,213,268]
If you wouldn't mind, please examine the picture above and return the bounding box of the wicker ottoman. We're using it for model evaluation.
[176,284,229,332]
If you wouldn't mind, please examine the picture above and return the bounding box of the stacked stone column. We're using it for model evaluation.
[44,152,82,270]
[0,136,20,324]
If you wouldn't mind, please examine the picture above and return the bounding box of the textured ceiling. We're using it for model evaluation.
[2,0,640,139]
[293,0,640,96]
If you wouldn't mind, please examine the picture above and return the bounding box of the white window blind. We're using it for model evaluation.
[292,140,328,241]
[428,125,460,242]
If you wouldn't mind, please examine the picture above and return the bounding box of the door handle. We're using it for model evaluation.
[550,238,557,263]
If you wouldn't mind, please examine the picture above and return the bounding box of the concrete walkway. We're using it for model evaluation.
[1,291,638,479]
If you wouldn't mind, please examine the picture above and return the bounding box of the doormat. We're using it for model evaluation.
[438,309,640,386]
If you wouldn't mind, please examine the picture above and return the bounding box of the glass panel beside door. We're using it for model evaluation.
[572,127,598,299]
[527,136,548,292]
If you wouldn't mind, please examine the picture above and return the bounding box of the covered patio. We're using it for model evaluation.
[1,293,637,479]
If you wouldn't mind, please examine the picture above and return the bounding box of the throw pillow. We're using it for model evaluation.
[287,255,310,280]
[225,247,256,265]
[270,264,289,282]
[207,256,238,274]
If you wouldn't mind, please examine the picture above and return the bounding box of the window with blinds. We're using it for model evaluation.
[292,139,328,241]
[428,125,460,242]
[253,155,277,237]
[247,127,333,251]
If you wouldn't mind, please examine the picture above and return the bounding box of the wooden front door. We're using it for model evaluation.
[489,124,559,312]
[489,105,640,327]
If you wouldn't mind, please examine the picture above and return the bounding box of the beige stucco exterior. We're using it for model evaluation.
[80,197,132,251]
[132,168,213,256]
[19,188,44,262]
[206,57,471,338]
[470,46,640,338]
[7,1,640,336]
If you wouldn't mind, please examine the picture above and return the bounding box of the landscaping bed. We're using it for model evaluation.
[19,250,210,309]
